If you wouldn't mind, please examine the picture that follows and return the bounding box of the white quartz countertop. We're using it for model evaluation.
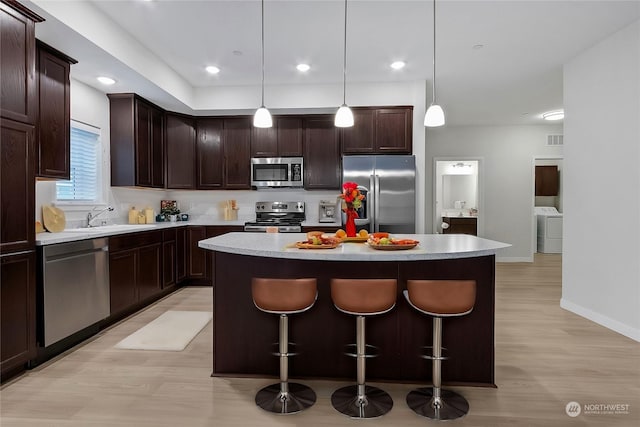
[199,232,510,261]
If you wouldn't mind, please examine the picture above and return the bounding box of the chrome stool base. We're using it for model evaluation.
[331,385,393,419]
[255,382,317,414]
[406,387,469,420]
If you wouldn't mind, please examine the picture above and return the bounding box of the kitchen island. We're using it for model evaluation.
[199,232,509,387]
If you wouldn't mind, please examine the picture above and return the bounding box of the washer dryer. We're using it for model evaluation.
[535,207,562,253]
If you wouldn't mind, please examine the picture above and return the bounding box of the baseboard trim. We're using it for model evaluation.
[560,298,640,342]
[496,256,534,263]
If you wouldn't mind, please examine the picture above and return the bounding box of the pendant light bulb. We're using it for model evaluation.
[335,104,354,127]
[424,0,445,128]
[253,106,273,128]
[424,104,445,127]
[335,0,353,128]
[254,0,272,128]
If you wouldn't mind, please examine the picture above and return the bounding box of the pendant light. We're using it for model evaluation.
[335,0,354,127]
[424,0,445,127]
[254,0,272,128]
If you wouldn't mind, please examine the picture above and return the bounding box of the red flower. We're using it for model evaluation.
[339,181,365,210]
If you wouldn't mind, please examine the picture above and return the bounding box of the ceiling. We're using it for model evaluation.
[25,0,640,125]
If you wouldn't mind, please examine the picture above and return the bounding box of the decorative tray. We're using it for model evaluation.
[295,242,341,249]
[341,236,368,243]
[367,242,418,251]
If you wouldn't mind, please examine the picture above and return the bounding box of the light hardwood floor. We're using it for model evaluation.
[1,254,638,426]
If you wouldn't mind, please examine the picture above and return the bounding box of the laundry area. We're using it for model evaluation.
[534,159,563,253]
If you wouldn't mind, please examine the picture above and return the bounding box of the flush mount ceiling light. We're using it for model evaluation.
[253,0,272,128]
[296,63,311,72]
[542,110,564,121]
[424,0,445,127]
[206,65,220,74]
[390,61,406,70]
[97,76,116,85]
[335,0,354,128]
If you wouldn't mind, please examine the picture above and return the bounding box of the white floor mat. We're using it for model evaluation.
[114,310,212,351]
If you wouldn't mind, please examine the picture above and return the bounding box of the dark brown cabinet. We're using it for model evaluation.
[0,2,42,125]
[535,165,559,196]
[35,41,76,179]
[196,118,223,189]
[108,94,164,188]
[341,107,413,154]
[223,118,252,189]
[176,227,187,284]
[303,115,341,189]
[1,119,35,254]
[162,230,176,289]
[442,217,477,236]
[187,226,209,283]
[165,113,196,189]
[109,231,162,315]
[251,116,303,157]
[0,251,36,380]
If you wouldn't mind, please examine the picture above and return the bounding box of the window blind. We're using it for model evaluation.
[56,123,100,201]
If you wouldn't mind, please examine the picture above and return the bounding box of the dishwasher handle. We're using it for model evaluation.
[45,246,109,263]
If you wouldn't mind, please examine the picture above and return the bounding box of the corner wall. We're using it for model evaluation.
[562,20,640,341]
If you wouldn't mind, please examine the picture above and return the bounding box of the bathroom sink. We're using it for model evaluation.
[64,224,157,233]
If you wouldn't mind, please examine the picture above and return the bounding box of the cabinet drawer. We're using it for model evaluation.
[109,230,162,252]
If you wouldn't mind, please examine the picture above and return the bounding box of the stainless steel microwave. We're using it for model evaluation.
[251,157,304,188]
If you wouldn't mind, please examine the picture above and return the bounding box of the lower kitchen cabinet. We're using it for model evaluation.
[162,229,176,288]
[176,227,187,284]
[109,231,162,315]
[442,217,478,236]
[0,251,36,380]
[187,225,243,285]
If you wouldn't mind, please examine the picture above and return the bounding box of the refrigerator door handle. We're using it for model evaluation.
[369,174,375,231]
[374,174,381,232]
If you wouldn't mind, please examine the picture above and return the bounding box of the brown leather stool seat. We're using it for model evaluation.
[251,278,317,414]
[330,278,397,419]
[404,279,477,421]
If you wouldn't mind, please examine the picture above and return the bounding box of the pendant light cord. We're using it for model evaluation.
[432,0,437,104]
[342,0,348,105]
[261,0,265,107]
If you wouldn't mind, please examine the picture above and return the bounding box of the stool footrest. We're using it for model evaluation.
[419,345,448,360]
[343,343,379,358]
[271,342,300,357]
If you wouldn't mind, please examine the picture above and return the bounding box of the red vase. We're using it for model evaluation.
[345,206,358,237]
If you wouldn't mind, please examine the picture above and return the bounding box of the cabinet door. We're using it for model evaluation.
[535,166,559,196]
[303,115,341,189]
[162,239,176,289]
[151,107,164,188]
[251,121,277,157]
[166,113,196,189]
[137,243,161,301]
[1,119,35,254]
[135,100,153,187]
[109,249,137,314]
[36,43,71,179]
[223,118,251,189]
[1,251,36,377]
[176,227,187,283]
[187,226,208,280]
[0,3,38,124]
[196,118,223,189]
[277,117,303,156]
[374,108,412,153]
[341,109,375,154]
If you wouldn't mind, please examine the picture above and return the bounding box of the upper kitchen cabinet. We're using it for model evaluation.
[0,2,43,125]
[196,118,223,189]
[535,165,560,196]
[251,116,303,157]
[165,113,196,189]
[108,93,164,188]
[36,40,76,179]
[223,117,252,189]
[341,106,413,154]
[303,115,341,189]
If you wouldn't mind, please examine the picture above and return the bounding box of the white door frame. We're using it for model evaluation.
[531,155,564,256]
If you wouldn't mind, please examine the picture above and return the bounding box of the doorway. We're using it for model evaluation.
[532,156,563,254]
[433,159,483,236]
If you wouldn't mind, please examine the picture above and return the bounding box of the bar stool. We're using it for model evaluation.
[404,279,477,421]
[330,278,397,419]
[251,277,318,414]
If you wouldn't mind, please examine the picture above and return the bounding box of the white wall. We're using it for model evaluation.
[562,20,640,341]
[425,125,563,261]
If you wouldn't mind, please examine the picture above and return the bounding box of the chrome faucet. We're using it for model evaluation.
[87,206,114,227]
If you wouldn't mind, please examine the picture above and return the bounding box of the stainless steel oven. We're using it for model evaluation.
[251,157,303,188]
[244,201,304,232]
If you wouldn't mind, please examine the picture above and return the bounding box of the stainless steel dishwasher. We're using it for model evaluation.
[41,238,110,346]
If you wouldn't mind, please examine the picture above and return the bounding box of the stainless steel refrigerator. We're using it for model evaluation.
[342,155,416,233]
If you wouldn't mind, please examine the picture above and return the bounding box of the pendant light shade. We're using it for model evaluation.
[254,0,272,128]
[335,104,354,127]
[425,0,445,127]
[335,0,354,128]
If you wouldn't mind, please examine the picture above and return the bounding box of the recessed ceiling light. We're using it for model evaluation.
[542,110,564,121]
[97,76,116,85]
[232,50,243,56]
[390,61,406,70]
[206,65,220,74]
[472,44,484,50]
[296,63,310,72]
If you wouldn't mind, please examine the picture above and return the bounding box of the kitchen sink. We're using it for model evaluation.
[64,224,157,233]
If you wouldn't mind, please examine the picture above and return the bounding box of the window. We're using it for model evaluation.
[56,121,101,202]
